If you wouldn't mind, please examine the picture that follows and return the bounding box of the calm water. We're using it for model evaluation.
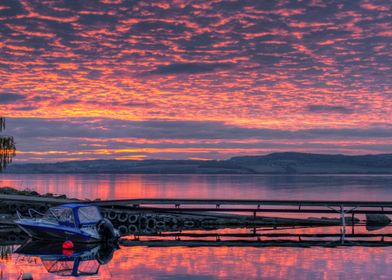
[0,174,391,279]
[1,173,392,200]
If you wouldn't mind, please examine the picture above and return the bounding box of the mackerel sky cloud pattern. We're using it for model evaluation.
[0,0,391,161]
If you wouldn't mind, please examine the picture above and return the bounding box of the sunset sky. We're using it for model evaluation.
[0,0,391,162]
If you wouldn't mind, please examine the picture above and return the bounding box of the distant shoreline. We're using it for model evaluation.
[2,172,392,175]
[3,152,392,175]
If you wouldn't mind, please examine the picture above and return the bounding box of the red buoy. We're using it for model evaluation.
[62,240,74,250]
[62,248,73,257]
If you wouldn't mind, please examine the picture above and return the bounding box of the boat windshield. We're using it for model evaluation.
[45,207,75,226]
[78,206,101,224]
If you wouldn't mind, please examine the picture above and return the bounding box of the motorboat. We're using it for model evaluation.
[15,240,117,277]
[15,204,119,243]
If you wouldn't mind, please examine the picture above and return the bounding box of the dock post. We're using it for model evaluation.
[340,205,346,243]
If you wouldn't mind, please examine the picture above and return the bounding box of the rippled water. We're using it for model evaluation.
[0,174,391,279]
[1,173,392,200]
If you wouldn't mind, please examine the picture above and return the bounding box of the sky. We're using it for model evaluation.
[0,0,391,162]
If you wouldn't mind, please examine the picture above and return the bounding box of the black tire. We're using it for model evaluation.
[139,216,147,226]
[118,225,128,236]
[128,224,138,233]
[147,218,156,229]
[128,214,138,224]
[108,211,117,221]
[117,212,128,223]
[184,221,195,227]
[156,221,165,228]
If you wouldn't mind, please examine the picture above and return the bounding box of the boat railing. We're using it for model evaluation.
[16,208,46,221]
[17,207,79,228]
[28,208,45,218]
[16,210,23,220]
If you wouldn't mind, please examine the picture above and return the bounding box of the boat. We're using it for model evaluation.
[15,204,119,243]
[15,240,117,277]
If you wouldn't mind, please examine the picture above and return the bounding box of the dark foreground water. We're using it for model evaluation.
[0,174,391,279]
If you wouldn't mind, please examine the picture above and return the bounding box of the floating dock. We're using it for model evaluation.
[1,194,391,237]
[91,198,392,214]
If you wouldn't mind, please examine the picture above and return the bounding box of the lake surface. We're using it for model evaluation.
[0,174,391,279]
[1,173,392,200]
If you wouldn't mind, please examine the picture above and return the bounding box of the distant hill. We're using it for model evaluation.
[3,152,392,174]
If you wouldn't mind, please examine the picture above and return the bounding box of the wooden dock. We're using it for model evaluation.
[91,198,391,235]
[90,198,392,217]
[0,194,390,246]
[92,198,392,208]
[1,194,391,218]
[0,195,391,232]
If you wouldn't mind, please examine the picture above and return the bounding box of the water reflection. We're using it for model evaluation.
[1,174,392,200]
[0,223,391,279]
[16,241,117,277]
[0,174,391,279]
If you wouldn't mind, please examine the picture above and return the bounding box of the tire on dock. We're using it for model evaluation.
[128,224,138,234]
[139,216,147,226]
[184,220,195,228]
[171,217,178,225]
[117,225,128,236]
[117,212,128,223]
[156,220,165,229]
[147,218,156,229]
[128,214,138,224]
[107,211,117,221]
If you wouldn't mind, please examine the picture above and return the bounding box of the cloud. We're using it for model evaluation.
[58,98,80,105]
[7,118,392,140]
[149,63,234,75]
[305,105,355,114]
[0,1,391,161]
[0,93,26,103]
[14,106,37,111]
[7,117,392,162]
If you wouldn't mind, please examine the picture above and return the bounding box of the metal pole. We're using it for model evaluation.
[340,205,346,244]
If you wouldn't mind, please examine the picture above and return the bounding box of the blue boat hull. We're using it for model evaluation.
[16,221,100,243]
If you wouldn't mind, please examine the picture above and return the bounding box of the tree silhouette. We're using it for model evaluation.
[0,117,16,171]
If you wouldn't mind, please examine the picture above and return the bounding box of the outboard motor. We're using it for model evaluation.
[97,218,118,242]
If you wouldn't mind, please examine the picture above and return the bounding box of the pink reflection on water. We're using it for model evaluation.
[1,245,391,279]
[0,174,391,279]
[1,174,392,201]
